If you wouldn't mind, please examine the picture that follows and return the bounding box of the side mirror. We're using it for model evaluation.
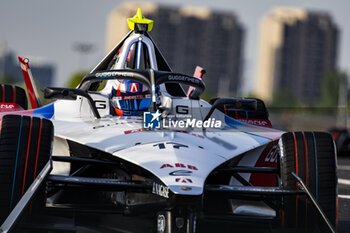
[204,98,257,121]
[44,87,100,119]
[44,87,79,100]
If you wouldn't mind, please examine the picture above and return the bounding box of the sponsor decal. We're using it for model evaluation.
[169,170,192,176]
[157,214,166,233]
[143,110,161,129]
[114,94,150,100]
[175,178,192,183]
[0,104,15,109]
[264,145,278,163]
[160,163,198,170]
[249,141,278,187]
[168,75,200,84]
[0,103,24,112]
[152,183,169,198]
[95,71,141,78]
[237,118,272,128]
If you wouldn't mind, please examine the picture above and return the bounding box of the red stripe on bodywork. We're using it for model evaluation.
[22,118,33,196]
[33,119,42,179]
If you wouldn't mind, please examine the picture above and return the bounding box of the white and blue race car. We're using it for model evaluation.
[0,9,337,233]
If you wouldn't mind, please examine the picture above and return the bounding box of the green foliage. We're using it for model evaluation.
[0,75,16,84]
[65,71,89,88]
[200,90,214,102]
[320,71,347,107]
[269,89,300,108]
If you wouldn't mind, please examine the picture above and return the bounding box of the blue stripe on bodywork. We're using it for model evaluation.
[224,115,270,145]
[224,115,244,129]
[10,116,23,210]
[33,103,54,119]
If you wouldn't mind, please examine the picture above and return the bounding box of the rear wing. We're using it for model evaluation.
[18,56,41,109]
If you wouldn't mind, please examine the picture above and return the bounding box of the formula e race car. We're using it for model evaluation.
[0,9,337,233]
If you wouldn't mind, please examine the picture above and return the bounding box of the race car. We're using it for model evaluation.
[0,9,337,233]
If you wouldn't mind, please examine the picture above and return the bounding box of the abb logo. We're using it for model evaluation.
[160,163,198,170]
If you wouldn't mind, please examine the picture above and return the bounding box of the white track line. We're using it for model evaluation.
[338,165,350,171]
[338,178,350,185]
[338,195,350,200]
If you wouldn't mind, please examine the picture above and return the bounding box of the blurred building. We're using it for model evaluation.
[0,45,55,88]
[106,2,244,97]
[255,7,338,103]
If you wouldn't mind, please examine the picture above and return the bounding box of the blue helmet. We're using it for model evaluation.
[111,80,150,116]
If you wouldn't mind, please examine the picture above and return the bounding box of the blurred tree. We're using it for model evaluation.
[0,74,16,84]
[200,91,214,102]
[320,71,347,107]
[269,89,299,108]
[66,71,89,88]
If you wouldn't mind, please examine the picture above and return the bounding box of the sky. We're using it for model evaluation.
[0,0,349,93]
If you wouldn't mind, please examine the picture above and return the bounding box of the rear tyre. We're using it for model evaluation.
[0,115,53,224]
[279,132,337,232]
[0,84,28,110]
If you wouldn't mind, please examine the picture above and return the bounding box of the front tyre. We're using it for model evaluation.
[0,115,53,224]
[279,132,337,232]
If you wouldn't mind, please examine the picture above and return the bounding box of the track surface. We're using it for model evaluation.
[72,156,350,232]
[9,156,350,233]
[337,156,350,233]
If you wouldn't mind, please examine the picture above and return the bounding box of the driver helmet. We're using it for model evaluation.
[111,79,151,116]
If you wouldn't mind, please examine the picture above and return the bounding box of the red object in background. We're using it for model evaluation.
[18,56,41,109]
[187,66,206,96]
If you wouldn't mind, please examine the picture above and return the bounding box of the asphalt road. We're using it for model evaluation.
[10,156,350,233]
[337,156,350,233]
[72,156,350,233]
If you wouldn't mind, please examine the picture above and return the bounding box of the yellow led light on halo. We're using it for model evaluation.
[127,8,154,32]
